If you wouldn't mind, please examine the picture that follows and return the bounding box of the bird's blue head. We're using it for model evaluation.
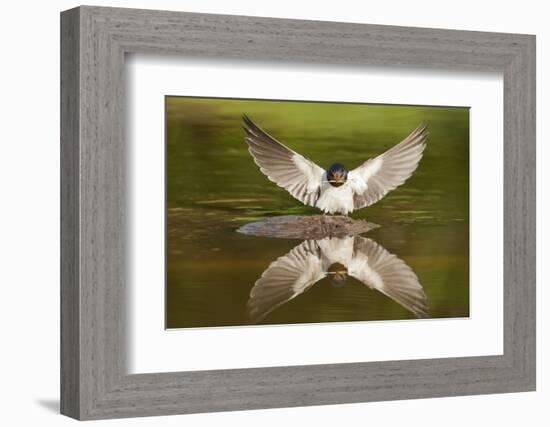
[328,263,348,288]
[330,272,348,288]
[326,163,348,187]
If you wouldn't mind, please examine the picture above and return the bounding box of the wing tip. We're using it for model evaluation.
[242,113,259,134]
[413,122,429,139]
[417,122,430,141]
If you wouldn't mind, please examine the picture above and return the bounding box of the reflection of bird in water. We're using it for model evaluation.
[243,115,428,215]
[247,236,428,323]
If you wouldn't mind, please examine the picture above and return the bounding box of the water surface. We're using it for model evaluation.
[166,97,469,328]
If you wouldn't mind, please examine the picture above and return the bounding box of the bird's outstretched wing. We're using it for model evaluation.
[348,236,428,318]
[348,124,428,209]
[247,240,326,323]
[243,115,325,207]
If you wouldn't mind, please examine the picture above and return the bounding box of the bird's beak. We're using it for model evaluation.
[333,173,346,183]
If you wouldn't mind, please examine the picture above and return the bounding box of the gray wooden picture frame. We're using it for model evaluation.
[60,5,536,420]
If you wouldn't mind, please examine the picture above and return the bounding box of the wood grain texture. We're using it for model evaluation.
[60,5,536,420]
[60,7,80,419]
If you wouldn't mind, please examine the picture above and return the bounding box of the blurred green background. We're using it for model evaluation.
[166,96,469,328]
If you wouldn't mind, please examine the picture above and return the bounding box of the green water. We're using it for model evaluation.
[166,97,470,328]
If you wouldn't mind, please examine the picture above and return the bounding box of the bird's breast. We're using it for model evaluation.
[316,182,355,215]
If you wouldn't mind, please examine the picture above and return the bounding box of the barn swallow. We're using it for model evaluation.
[243,114,428,215]
[246,235,428,323]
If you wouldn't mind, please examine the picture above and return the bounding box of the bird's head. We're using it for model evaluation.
[326,163,348,187]
[328,263,348,288]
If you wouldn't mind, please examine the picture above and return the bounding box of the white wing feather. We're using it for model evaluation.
[243,115,325,207]
[348,124,429,209]
[246,240,326,323]
[348,237,428,318]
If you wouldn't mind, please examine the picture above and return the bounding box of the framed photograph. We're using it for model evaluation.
[60,6,536,420]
